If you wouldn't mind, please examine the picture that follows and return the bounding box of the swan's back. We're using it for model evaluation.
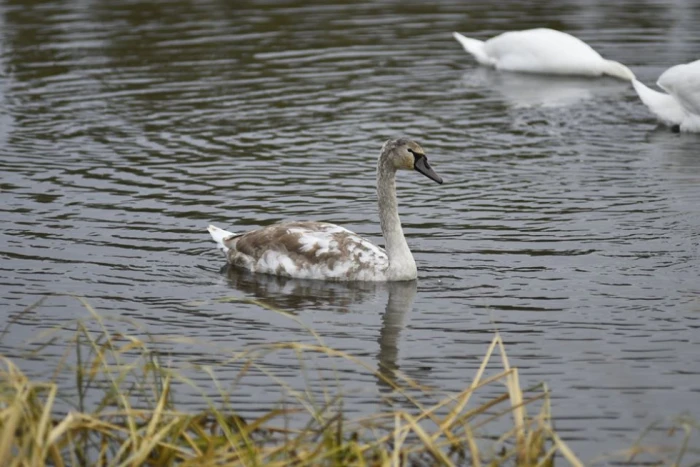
[658,59,700,116]
[485,28,605,75]
[217,221,389,281]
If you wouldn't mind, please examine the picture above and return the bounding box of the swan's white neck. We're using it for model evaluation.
[632,79,686,126]
[601,60,635,81]
[377,157,417,281]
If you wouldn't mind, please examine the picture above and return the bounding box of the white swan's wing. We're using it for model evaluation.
[222,221,389,281]
[657,59,700,116]
[484,28,605,76]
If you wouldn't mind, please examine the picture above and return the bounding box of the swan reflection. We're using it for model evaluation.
[222,265,416,390]
[222,264,384,312]
[376,281,416,392]
[463,68,627,108]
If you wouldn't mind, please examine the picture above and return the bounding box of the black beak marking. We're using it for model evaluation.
[410,150,443,184]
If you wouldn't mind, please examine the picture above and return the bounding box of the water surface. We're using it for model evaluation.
[1,0,700,461]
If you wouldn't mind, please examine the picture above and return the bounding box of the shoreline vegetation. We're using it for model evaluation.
[0,297,695,466]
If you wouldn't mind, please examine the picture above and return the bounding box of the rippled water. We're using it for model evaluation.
[2,0,700,460]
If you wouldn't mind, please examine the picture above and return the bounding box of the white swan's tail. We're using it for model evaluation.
[452,32,492,66]
[602,60,635,81]
[207,224,235,253]
[632,79,685,126]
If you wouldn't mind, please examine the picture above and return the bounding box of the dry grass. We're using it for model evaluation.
[2,296,689,466]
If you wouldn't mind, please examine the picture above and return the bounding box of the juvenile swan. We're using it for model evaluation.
[452,28,635,80]
[632,59,700,133]
[208,138,443,281]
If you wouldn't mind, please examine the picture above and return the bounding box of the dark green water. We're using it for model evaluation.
[1,0,700,461]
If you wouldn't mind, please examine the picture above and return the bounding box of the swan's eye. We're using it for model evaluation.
[407,148,425,160]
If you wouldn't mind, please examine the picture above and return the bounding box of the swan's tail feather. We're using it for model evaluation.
[208,224,235,253]
[602,60,635,81]
[632,79,685,126]
[452,32,492,66]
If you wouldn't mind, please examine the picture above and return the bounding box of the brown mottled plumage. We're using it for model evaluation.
[221,221,387,280]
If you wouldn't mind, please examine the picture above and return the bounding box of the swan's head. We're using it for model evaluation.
[381,137,443,184]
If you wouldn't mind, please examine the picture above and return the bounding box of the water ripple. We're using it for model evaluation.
[1,0,700,460]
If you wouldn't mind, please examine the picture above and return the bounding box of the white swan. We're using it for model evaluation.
[452,28,635,81]
[208,138,443,282]
[632,59,700,133]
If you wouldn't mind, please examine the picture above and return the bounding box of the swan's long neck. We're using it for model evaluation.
[377,158,417,281]
[632,79,686,126]
[601,60,635,81]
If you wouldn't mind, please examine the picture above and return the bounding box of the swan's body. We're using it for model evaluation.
[208,138,443,282]
[208,222,390,281]
[452,28,634,81]
[632,59,700,132]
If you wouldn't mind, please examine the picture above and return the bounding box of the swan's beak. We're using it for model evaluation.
[414,156,443,184]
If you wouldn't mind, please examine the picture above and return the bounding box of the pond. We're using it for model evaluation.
[1,0,699,461]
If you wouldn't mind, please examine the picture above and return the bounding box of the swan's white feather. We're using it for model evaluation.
[658,60,700,116]
[207,225,235,253]
[633,59,700,132]
[632,79,686,127]
[451,33,492,66]
[453,28,634,80]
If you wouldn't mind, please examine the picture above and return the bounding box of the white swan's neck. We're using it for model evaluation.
[632,79,686,126]
[377,158,417,281]
[601,60,635,81]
